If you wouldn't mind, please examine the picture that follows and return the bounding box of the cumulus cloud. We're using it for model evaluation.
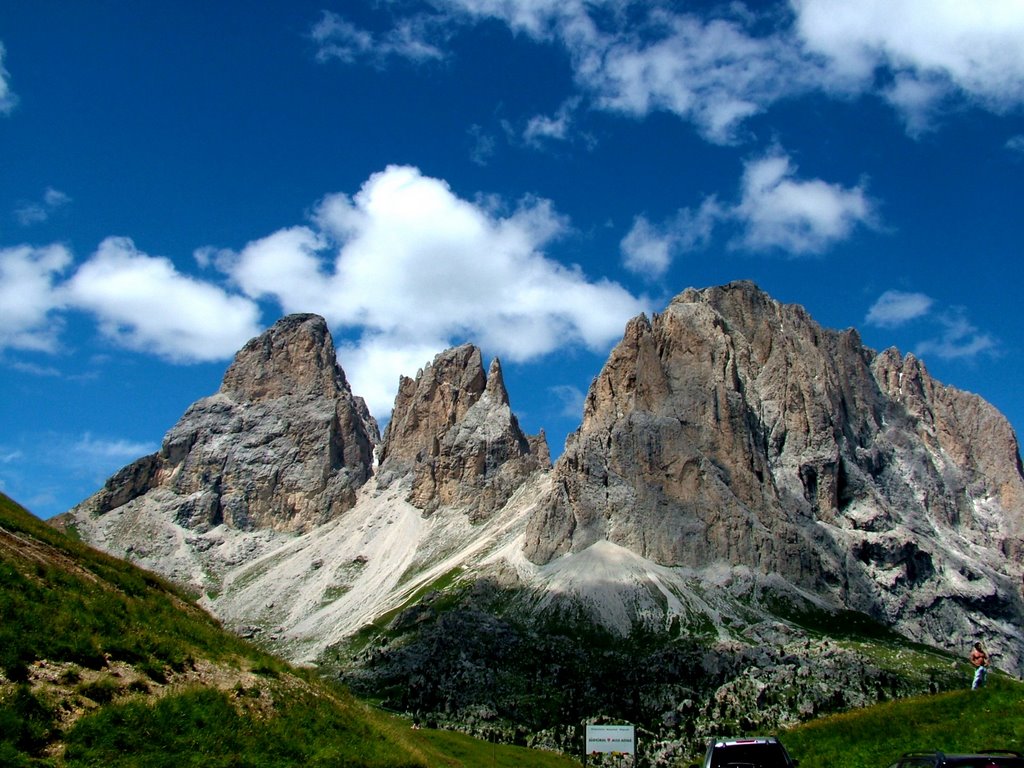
[621,149,874,270]
[865,290,934,328]
[620,198,720,277]
[335,336,455,418]
[732,152,874,253]
[221,164,649,416]
[0,244,72,352]
[64,237,263,362]
[3,167,647,418]
[312,3,819,143]
[583,14,818,144]
[14,187,72,226]
[621,216,672,276]
[0,42,16,115]
[793,0,1024,130]
[1006,135,1024,154]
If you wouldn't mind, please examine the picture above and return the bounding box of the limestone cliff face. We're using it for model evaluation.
[68,314,379,533]
[377,344,550,521]
[523,281,1024,662]
[55,285,1024,676]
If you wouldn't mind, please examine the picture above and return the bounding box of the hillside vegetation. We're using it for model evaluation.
[783,676,1024,768]
[0,492,580,767]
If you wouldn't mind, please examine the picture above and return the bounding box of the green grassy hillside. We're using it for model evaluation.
[0,492,580,768]
[783,676,1024,768]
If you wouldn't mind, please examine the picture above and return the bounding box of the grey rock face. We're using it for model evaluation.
[377,344,550,521]
[56,284,1024,680]
[67,314,379,534]
[523,281,1024,666]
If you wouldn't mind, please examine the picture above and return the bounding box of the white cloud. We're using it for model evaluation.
[322,1,1024,143]
[732,152,874,253]
[522,98,581,147]
[222,164,650,416]
[312,11,447,65]
[316,3,818,144]
[8,360,62,377]
[623,150,874,267]
[0,42,17,115]
[432,0,570,39]
[72,433,157,462]
[65,237,263,363]
[14,187,71,226]
[865,290,934,328]
[914,310,998,361]
[0,448,23,464]
[865,292,997,363]
[584,14,816,144]
[0,244,72,353]
[621,216,672,276]
[620,198,720,277]
[549,383,586,419]
[793,0,1024,129]
[1007,135,1024,154]
[336,336,454,418]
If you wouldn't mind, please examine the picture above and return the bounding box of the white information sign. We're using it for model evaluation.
[586,724,635,755]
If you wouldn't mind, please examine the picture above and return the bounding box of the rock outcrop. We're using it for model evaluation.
[377,344,550,521]
[64,314,379,534]
[522,281,1024,666]
[55,282,1024,694]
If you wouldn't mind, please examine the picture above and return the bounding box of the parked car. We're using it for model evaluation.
[697,737,799,768]
[888,752,1024,768]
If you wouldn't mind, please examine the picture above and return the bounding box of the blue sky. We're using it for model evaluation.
[2,1,1023,518]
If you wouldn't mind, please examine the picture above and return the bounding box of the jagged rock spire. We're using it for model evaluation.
[378,344,550,521]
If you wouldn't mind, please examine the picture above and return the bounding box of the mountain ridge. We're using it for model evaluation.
[53,280,1024,757]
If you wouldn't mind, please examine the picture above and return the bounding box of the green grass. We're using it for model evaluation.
[0,495,266,683]
[0,492,583,767]
[63,686,427,768]
[410,727,582,768]
[782,676,1024,768]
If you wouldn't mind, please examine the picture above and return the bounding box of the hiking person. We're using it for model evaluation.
[970,641,989,689]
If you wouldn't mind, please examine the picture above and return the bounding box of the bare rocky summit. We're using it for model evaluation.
[56,281,1024,700]
[63,313,379,535]
[377,344,550,521]
[523,281,1024,667]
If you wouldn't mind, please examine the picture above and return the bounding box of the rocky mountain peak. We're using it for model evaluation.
[220,313,348,402]
[378,344,550,520]
[56,283,1024,683]
[67,314,379,535]
[524,280,1024,669]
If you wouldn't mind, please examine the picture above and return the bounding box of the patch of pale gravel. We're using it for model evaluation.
[206,474,551,662]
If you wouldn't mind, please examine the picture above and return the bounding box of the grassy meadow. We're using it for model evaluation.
[783,675,1024,768]
[4,488,1022,768]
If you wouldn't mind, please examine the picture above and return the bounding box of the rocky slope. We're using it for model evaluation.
[56,314,380,592]
[524,282,1024,668]
[55,281,1024,757]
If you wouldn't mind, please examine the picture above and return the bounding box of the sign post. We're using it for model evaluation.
[585,724,636,765]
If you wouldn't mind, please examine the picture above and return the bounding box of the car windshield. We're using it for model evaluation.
[711,744,790,768]
[946,759,1024,768]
